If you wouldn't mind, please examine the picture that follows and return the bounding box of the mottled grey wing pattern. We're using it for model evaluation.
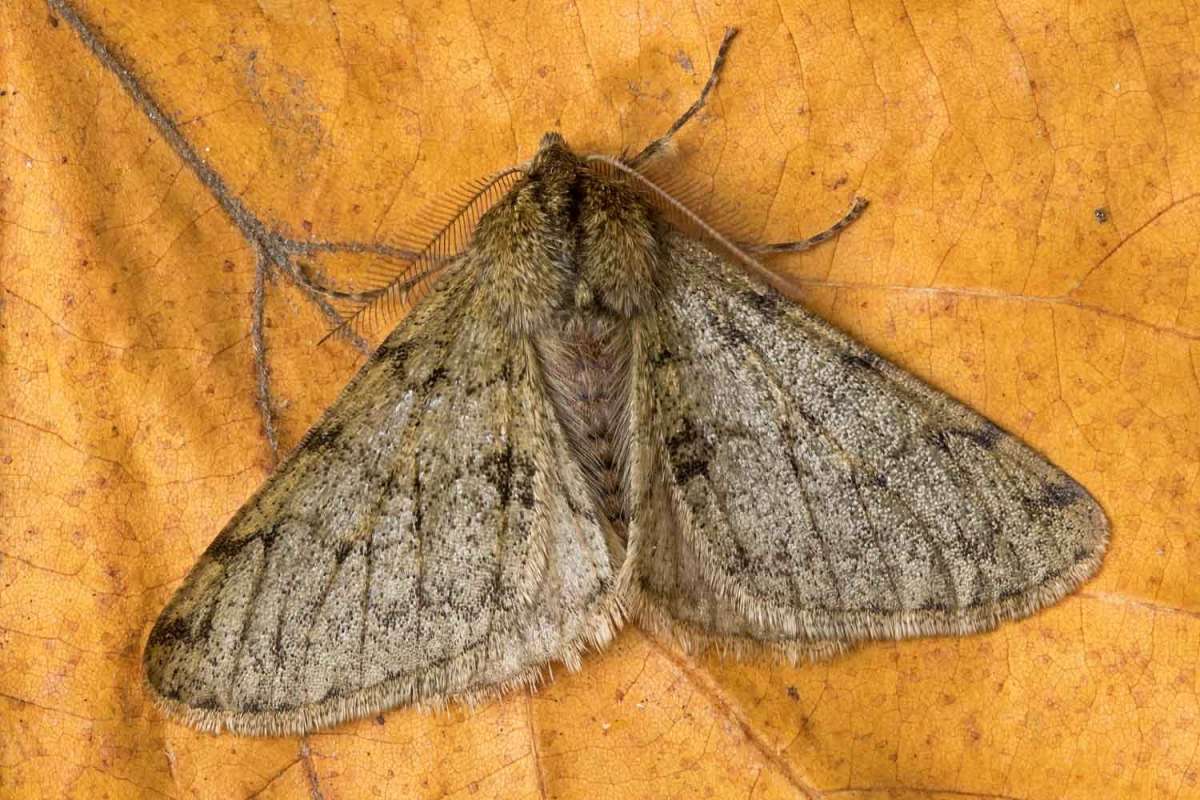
[144,262,619,736]
[626,234,1107,652]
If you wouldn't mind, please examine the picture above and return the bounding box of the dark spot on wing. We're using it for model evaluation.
[840,352,882,372]
[650,346,674,367]
[926,424,1002,454]
[700,305,752,347]
[1042,481,1083,509]
[150,614,199,646]
[716,319,751,347]
[204,531,248,563]
[151,592,221,662]
[481,439,514,508]
[422,366,450,391]
[516,474,536,510]
[961,422,1003,449]
[665,417,714,484]
[925,428,954,453]
[205,519,283,564]
[259,521,284,551]
[741,289,781,320]
[512,451,537,510]
[467,356,513,395]
[726,537,753,575]
[303,420,345,453]
[378,339,414,376]
[411,469,423,535]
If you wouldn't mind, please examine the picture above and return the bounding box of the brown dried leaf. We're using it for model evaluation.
[3,1,1198,798]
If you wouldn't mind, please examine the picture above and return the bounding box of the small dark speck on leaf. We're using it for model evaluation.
[1094,208,1109,224]
[787,686,800,701]
[48,14,59,27]
[673,50,695,74]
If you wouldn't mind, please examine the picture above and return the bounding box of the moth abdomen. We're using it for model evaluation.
[537,309,634,538]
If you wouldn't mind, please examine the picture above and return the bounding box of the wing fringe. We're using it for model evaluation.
[144,593,625,737]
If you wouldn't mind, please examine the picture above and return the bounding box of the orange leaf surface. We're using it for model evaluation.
[3,1,1198,798]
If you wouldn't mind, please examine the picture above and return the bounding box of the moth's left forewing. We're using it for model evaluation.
[144,189,623,735]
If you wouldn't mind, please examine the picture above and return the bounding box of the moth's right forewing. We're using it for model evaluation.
[625,234,1108,650]
[144,257,621,736]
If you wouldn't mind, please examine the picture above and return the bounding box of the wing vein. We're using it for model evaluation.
[483,353,515,654]
[226,540,272,703]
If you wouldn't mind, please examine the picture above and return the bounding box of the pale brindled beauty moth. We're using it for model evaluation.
[144,28,1109,736]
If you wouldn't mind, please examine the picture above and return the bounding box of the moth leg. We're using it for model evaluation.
[627,28,739,169]
[743,196,869,255]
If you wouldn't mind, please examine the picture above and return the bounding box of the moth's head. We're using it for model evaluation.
[527,131,581,185]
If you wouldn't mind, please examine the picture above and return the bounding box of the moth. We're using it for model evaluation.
[144,29,1108,736]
